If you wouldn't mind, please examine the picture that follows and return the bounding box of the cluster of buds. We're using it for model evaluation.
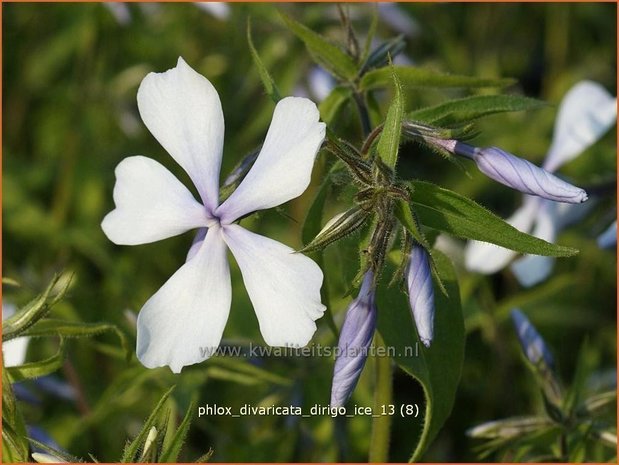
[307,114,588,406]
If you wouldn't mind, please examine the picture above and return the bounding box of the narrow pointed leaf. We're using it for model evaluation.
[409,95,546,125]
[3,273,71,340]
[377,250,464,461]
[280,12,358,81]
[2,365,29,462]
[361,66,514,91]
[121,386,175,463]
[409,180,578,257]
[22,319,131,361]
[247,20,281,103]
[377,66,404,172]
[7,338,66,381]
[160,400,197,463]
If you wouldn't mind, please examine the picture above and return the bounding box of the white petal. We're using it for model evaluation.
[222,224,325,346]
[136,226,231,373]
[137,57,225,211]
[2,303,29,367]
[217,97,325,223]
[186,228,207,262]
[101,156,211,245]
[464,197,539,273]
[511,204,557,287]
[543,81,617,173]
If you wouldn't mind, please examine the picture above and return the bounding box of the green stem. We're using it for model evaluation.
[353,91,372,138]
[369,333,393,462]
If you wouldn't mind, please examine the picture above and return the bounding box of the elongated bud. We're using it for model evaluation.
[511,309,562,409]
[300,207,369,253]
[140,426,158,461]
[406,244,435,347]
[511,309,554,368]
[31,453,68,464]
[326,138,373,185]
[330,271,377,407]
[470,146,588,204]
[467,416,552,439]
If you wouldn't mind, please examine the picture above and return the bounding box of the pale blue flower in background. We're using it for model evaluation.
[406,244,435,347]
[511,308,554,368]
[597,220,617,249]
[330,271,377,407]
[466,81,617,285]
[102,57,326,373]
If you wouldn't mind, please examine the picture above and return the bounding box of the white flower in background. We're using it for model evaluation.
[2,302,29,367]
[194,2,230,20]
[102,57,326,373]
[465,81,617,286]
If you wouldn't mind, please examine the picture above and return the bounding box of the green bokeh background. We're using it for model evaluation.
[3,2,616,462]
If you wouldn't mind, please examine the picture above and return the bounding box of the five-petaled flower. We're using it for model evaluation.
[102,57,326,373]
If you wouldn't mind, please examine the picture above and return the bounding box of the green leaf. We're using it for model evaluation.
[376,66,404,172]
[409,180,579,257]
[3,421,30,463]
[279,12,358,81]
[159,400,196,463]
[377,250,464,461]
[2,365,29,462]
[409,95,547,126]
[247,20,281,103]
[563,339,593,416]
[3,273,71,340]
[22,319,131,362]
[360,66,514,91]
[121,386,175,463]
[7,338,67,382]
[208,358,292,386]
[319,85,352,125]
[360,4,378,63]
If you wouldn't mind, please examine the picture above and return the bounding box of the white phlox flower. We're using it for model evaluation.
[102,57,326,373]
[465,81,617,286]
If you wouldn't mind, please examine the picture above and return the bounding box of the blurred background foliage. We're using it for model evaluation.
[3,2,616,462]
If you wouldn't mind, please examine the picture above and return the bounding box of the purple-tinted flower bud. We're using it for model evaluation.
[406,244,435,348]
[511,309,554,368]
[472,147,588,204]
[330,271,377,407]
